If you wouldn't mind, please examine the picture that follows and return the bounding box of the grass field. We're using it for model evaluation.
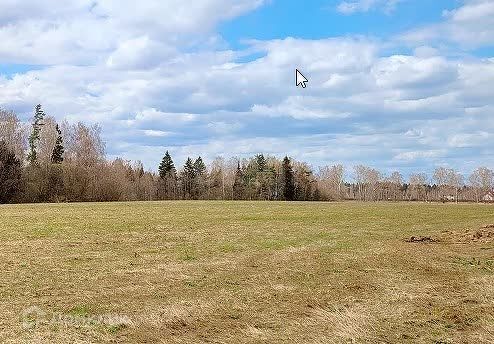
[1,201,493,343]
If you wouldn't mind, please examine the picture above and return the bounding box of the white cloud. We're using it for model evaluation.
[401,0,494,48]
[0,0,265,65]
[252,97,352,119]
[447,131,490,148]
[0,1,493,174]
[394,150,445,161]
[106,36,176,70]
[337,0,403,14]
[143,130,172,137]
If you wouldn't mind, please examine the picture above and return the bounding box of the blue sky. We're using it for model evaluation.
[221,1,453,44]
[0,0,493,178]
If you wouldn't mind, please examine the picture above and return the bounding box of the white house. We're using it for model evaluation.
[483,191,494,202]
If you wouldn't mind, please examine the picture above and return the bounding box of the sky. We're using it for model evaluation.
[0,0,493,177]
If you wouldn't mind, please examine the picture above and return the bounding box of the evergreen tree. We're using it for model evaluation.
[158,151,177,179]
[51,124,64,164]
[282,156,295,201]
[27,104,46,165]
[254,154,273,200]
[181,158,196,199]
[193,156,207,199]
[233,162,245,200]
[193,157,206,176]
[0,141,22,203]
[183,158,196,179]
[158,151,177,199]
[255,154,266,172]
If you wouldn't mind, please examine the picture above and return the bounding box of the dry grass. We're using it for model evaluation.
[0,201,493,343]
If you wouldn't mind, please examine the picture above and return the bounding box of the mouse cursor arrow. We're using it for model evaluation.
[296,69,308,88]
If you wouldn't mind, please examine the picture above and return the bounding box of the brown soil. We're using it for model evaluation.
[441,225,494,243]
[405,236,437,243]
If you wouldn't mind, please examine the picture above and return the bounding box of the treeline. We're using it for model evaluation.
[1,106,493,204]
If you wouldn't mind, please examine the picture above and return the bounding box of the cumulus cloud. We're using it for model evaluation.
[0,0,265,64]
[401,0,494,48]
[0,1,493,175]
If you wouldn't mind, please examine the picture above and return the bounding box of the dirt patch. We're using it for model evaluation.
[441,225,494,243]
[405,236,437,243]
[471,229,494,241]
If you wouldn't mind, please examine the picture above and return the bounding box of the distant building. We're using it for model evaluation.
[483,191,494,203]
[440,195,456,203]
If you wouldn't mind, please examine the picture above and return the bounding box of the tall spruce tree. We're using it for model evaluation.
[158,151,178,199]
[282,156,295,201]
[255,154,272,200]
[233,161,244,200]
[255,154,266,172]
[27,104,46,165]
[51,124,64,164]
[193,157,206,176]
[193,157,207,199]
[181,157,196,199]
[158,151,176,179]
[183,158,196,178]
[0,141,22,203]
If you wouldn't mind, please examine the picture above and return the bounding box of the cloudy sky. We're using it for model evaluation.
[0,0,493,176]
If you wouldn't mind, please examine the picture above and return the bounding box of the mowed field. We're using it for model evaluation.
[1,202,494,343]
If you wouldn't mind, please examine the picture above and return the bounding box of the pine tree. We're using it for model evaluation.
[193,157,206,176]
[158,151,176,180]
[255,154,266,172]
[282,156,295,201]
[158,151,178,200]
[184,158,196,176]
[51,124,64,164]
[255,154,272,200]
[181,158,196,199]
[0,141,22,203]
[233,161,244,200]
[193,157,207,199]
[27,104,46,165]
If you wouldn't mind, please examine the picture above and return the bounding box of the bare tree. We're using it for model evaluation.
[387,171,404,201]
[37,116,59,166]
[64,122,105,167]
[209,157,226,200]
[354,165,381,201]
[62,122,106,201]
[447,170,464,203]
[409,173,428,201]
[319,164,344,200]
[433,167,452,200]
[469,167,494,202]
[0,109,27,162]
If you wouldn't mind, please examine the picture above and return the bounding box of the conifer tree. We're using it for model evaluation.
[51,124,64,164]
[0,141,22,203]
[158,151,177,199]
[193,156,207,199]
[183,158,196,179]
[158,151,176,180]
[193,157,206,176]
[282,156,295,201]
[27,104,45,165]
[255,154,272,199]
[181,157,196,199]
[233,161,244,200]
[255,154,266,172]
